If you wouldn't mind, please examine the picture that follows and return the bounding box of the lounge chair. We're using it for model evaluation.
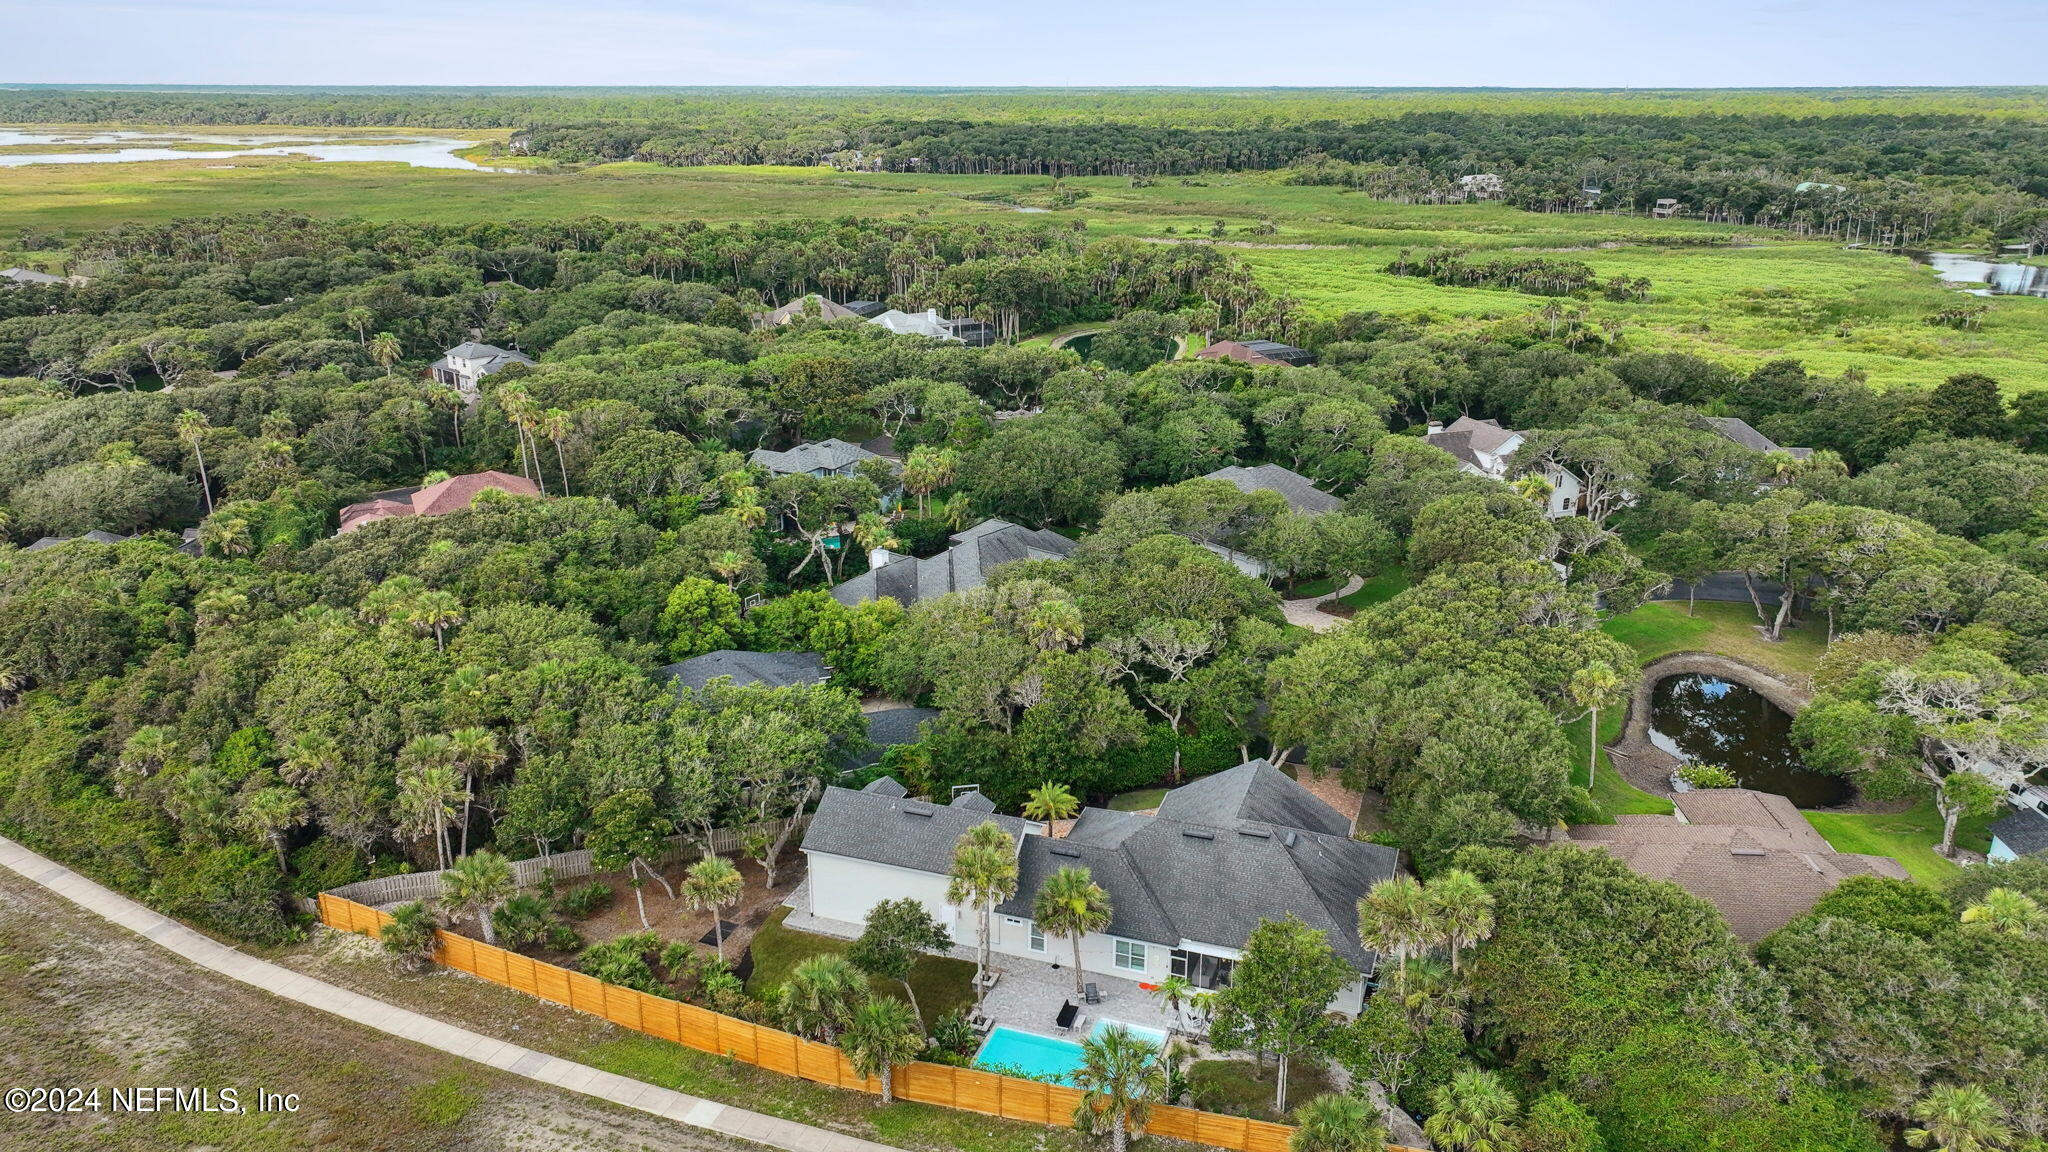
[1083,982,1101,1005]
[1054,1000,1078,1031]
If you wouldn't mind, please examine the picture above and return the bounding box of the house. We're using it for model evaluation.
[1567,789,1910,941]
[0,267,66,286]
[336,470,541,535]
[1197,339,1315,368]
[942,316,999,348]
[799,760,1401,1012]
[1423,416,1583,519]
[841,705,943,772]
[842,301,890,319]
[656,650,830,692]
[1202,463,1342,517]
[1701,417,1814,462]
[756,294,859,327]
[21,529,130,552]
[830,519,1079,608]
[1990,783,2048,861]
[749,438,892,480]
[1457,173,1505,200]
[1652,198,1682,219]
[427,341,535,404]
[869,309,961,342]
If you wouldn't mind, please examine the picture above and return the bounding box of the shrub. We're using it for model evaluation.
[1678,763,1738,789]
[576,931,668,996]
[381,901,441,972]
[557,880,613,917]
[287,838,367,897]
[929,1010,980,1059]
[492,892,558,950]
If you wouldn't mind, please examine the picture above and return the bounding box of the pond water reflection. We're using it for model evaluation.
[1910,251,2048,298]
[1648,674,1849,808]
[0,129,504,170]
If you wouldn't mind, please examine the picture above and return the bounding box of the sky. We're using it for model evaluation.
[3,0,2046,88]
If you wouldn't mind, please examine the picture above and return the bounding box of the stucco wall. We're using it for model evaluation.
[804,851,967,943]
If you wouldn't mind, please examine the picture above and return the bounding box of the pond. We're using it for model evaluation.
[0,128,506,170]
[1909,251,2048,298]
[1648,673,1850,808]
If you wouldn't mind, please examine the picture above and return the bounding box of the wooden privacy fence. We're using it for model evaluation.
[317,893,1298,1152]
[322,815,812,908]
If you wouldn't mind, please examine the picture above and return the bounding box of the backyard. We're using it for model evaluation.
[745,905,979,1027]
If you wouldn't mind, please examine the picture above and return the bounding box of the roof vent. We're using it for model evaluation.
[904,803,935,818]
[1049,845,1080,858]
[1236,828,1271,839]
[1730,847,1766,857]
[1181,829,1215,841]
[1283,832,1298,848]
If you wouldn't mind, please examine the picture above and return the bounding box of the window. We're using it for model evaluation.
[1114,940,1147,972]
[1028,923,1045,953]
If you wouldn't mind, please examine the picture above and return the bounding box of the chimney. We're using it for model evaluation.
[1426,420,1444,435]
[869,547,896,570]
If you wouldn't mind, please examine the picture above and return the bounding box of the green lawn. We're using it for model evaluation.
[746,906,977,1026]
[1108,787,1169,812]
[1186,1057,1333,1122]
[1805,798,1997,885]
[1335,566,1411,610]
[1287,575,1341,599]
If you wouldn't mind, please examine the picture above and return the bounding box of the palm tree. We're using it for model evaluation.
[1032,865,1112,995]
[1023,599,1085,652]
[1509,473,1554,510]
[710,550,750,591]
[1423,1067,1520,1152]
[0,668,26,712]
[447,727,502,857]
[1567,661,1625,782]
[396,736,465,869]
[1906,1084,2013,1152]
[441,850,517,946]
[682,854,745,962]
[1289,1093,1388,1152]
[116,726,178,795]
[1149,973,1196,1037]
[538,407,573,495]
[947,821,1018,1003]
[901,446,957,517]
[727,500,768,530]
[841,997,925,1105]
[1021,781,1080,831]
[174,409,214,514]
[199,515,252,558]
[782,953,867,1043]
[369,331,402,376]
[342,306,374,347]
[1071,1025,1166,1152]
[1960,888,2046,937]
[1424,869,1496,976]
[380,901,441,972]
[235,786,308,873]
[407,590,466,652]
[1358,874,1434,995]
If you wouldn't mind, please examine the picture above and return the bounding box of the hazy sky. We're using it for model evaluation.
[4,0,2045,88]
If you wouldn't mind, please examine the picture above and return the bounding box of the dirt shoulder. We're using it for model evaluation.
[0,870,749,1152]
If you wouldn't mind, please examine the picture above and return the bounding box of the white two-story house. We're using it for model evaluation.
[1423,416,1584,520]
[428,341,536,404]
[798,760,1401,1015]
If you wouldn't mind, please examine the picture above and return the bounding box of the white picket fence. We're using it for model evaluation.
[318,815,811,909]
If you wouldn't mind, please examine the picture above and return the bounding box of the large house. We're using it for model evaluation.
[799,760,1401,1012]
[1423,416,1583,520]
[749,438,893,480]
[830,519,1079,608]
[1702,417,1814,463]
[1197,339,1315,368]
[428,341,535,403]
[0,267,66,286]
[756,294,860,327]
[1202,463,1342,517]
[336,470,540,535]
[1568,789,1910,941]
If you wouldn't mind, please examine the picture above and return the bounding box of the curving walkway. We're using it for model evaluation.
[0,834,902,1152]
[1281,575,1363,632]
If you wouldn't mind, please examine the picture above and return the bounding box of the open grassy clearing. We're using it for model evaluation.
[1805,798,1996,885]
[745,905,978,1027]
[3,157,2041,390]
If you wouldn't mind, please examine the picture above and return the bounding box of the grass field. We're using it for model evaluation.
[1806,798,1997,885]
[3,151,2043,390]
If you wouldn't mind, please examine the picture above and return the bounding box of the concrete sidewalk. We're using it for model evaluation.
[0,834,903,1152]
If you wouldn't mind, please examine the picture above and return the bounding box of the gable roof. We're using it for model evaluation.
[336,470,540,534]
[1,267,66,285]
[1567,788,1910,941]
[1992,806,2048,857]
[829,519,1079,608]
[759,294,858,325]
[655,650,830,692]
[1423,416,1524,474]
[433,342,534,377]
[998,762,1398,968]
[22,530,129,552]
[1202,464,1342,516]
[802,784,1037,875]
[841,706,942,770]
[749,438,885,477]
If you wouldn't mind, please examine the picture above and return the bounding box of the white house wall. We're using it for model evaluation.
[804,851,967,943]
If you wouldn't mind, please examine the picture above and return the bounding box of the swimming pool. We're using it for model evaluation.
[973,1020,1170,1083]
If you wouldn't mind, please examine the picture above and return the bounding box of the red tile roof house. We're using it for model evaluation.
[335,470,541,535]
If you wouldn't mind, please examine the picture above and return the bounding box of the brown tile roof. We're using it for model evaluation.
[1566,788,1910,941]
[337,471,541,534]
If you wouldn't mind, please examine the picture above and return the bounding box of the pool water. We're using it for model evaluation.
[974,1020,1170,1083]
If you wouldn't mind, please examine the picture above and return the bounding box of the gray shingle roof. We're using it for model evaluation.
[1703,417,1810,459]
[22,530,130,552]
[1201,465,1341,517]
[655,650,830,691]
[749,438,886,477]
[829,519,1079,608]
[1,267,65,285]
[861,776,909,798]
[802,784,1036,874]
[1154,759,1353,838]
[1992,806,2048,857]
